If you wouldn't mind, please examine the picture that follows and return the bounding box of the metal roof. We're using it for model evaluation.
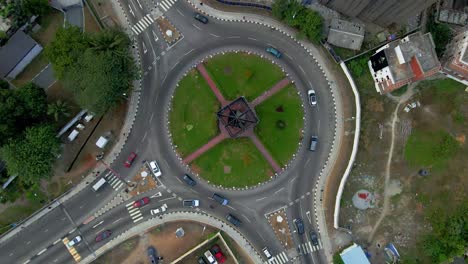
[0,30,40,78]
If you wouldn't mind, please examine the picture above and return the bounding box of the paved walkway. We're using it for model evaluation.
[247,131,281,172]
[183,133,227,163]
[197,63,228,106]
[251,77,291,107]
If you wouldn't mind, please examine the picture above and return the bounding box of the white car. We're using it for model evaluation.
[150,204,167,215]
[204,250,218,264]
[308,89,317,106]
[262,247,272,259]
[67,236,82,247]
[149,161,162,177]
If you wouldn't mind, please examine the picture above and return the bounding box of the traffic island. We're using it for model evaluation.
[266,208,294,250]
[156,16,182,45]
[128,164,159,197]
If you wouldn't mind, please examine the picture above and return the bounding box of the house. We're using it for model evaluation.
[327,18,365,51]
[368,32,441,94]
[0,30,43,80]
[339,243,371,264]
[441,29,468,85]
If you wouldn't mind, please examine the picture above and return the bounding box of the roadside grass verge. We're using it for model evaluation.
[0,200,43,235]
[169,69,220,157]
[204,52,285,101]
[254,84,303,166]
[191,138,272,187]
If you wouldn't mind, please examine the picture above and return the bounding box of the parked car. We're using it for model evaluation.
[262,247,273,259]
[194,12,209,24]
[212,193,229,205]
[211,244,226,263]
[67,236,82,247]
[182,174,196,186]
[150,204,167,215]
[133,197,150,208]
[266,47,282,58]
[149,161,162,177]
[309,230,319,246]
[95,230,112,242]
[309,136,318,152]
[198,257,208,264]
[183,199,200,207]
[204,250,218,264]
[226,214,242,227]
[147,246,157,264]
[124,152,137,167]
[308,89,317,106]
[294,218,305,235]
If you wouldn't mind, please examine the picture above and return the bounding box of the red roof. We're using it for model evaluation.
[410,57,424,80]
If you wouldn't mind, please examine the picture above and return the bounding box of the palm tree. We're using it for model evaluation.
[47,100,70,121]
[89,29,130,57]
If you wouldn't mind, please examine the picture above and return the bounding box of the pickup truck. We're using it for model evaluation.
[183,199,200,207]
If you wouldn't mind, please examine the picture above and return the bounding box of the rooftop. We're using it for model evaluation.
[0,30,40,78]
[327,18,365,51]
[340,244,371,264]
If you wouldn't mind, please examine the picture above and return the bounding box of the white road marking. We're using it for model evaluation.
[112,218,122,224]
[26,241,31,245]
[255,197,267,201]
[210,33,220,37]
[248,37,257,41]
[306,211,312,224]
[142,131,147,141]
[242,214,251,223]
[68,228,76,234]
[160,197,176,202]
[53,239,61,245]
[150,192,162,198]
[92,220,104,229]
[317,119,321,131]
[142,42,147,54]
[299,65,305,74]
[133,216,143,223]
[152,30,158,41]
[183,49,194,57]
[227,36,240,39]
[274,187,284,194]
[128,5,135,16]
[176,8,184,16]
[135,0,142,8]
[23,260,31,264]
[226,205,237,211]
[192,23,201,30]
[37,248,47,256]
[43,229,48,232]
[285,53,293,60]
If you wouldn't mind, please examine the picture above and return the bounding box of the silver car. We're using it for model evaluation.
[308,89,317,106]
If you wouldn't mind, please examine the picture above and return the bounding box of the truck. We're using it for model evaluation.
[183,199,200,207]
[92,178,107,191]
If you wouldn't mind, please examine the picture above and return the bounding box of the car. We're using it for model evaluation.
[147,246,157,264]
[149,161,162,177]
[183,199,200,207]
[194,12,209,24]
[198,257,208,264]
[309,136,318,152]
[294,218,305,235]
[95,230,112,242]
[150,203,167,215]
[182,174,196,186]
[211,244,226,263]
[309,230,319,246]
[308,89,317,106]
[204,250,218,264]
[67,236,82,247]
[226,214,242,227]
[124,152,137,167]
[262,247,273,259]
[266,47,282,58]
[212,193,229,205]
[133,197,150,208]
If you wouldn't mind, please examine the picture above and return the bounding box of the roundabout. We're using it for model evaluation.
[169,52,304,187]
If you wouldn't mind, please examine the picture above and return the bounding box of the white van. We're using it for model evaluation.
[92,178,106,191]
[262,247,272,259]
[149,161,162,177]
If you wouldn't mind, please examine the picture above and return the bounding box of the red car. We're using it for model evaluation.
[124,152,137,167]
[95,230,112,242]
[133,197,150,208]
[211,244,226,263]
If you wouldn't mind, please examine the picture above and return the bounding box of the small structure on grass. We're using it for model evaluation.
[216,96,259,138]
[352,190,375,210]
[175,227,185,238]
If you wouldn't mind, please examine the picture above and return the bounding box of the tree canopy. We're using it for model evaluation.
[0,124,60,185]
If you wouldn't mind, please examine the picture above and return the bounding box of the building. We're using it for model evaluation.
[368,32,441,94]
[438,0,468,26]
[441,29,468,85]
[339,243,371,264]
[327,18,365,51]
[318,0,437,27]
[0,30,43,80]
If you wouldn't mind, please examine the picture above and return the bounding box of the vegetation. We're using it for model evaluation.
[426,15,452,57]
[254,85,303,166]
[333,253,345,264]
[46,26,137,114]
[405,130,458,168]
[204,52,285,101]
[47,100,70,121]
[192,138,272,187]
[0,0,50,29]
[169,69,220,156]
[272,0,323,43]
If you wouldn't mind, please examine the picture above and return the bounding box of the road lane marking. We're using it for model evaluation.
[142,131,147,142]
[299,65,305,75]
[26,240,31,245]
[68,228,76,234]
[37,248,47,255]
[142,42,147,54]
[285,53,293,60]
[135,0,142,8]
[23,260,31,264]
[248,37,257,41]
[92,220,104,229]
[210,33,220,37]
[160,197,175,202]
[133,216,143,223]
[306,211,312,224]
[241,214,251,223]
[126,201,135,206]
[255,197,266,201]
[128,5,135,16]
[44,229,48,232]
[227,36,240,39]
[192,23,201,30]
[112,218,123,224]
[183,49,194,57]
[226,205,237,211]
[53,238,61,245]
[151,192,162,198]
[274,187,284,194]
[176,8,184,16]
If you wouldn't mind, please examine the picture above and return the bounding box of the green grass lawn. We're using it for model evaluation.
[169,69,220,157]
[203,52,285,101]
[0,201,42,235]
[254,85,303,166]
[192,138,272,187]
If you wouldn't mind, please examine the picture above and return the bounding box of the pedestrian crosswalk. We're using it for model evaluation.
[62,238,82,262]
[297,241,322,255]
[131,14,154,35]
[266,252,289,264]
[158,0,177,11]
[125,202,144,223]
[104,171,124,191]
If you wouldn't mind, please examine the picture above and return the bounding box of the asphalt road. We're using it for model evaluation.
[0,0,338,263]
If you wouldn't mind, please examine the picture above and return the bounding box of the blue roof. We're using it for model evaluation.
[340,244,371,264]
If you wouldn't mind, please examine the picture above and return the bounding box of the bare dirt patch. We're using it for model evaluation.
[267,208,293,250]
[128,166,159,197]
[156,17,181,45]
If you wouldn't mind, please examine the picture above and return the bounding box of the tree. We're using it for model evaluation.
[47,100,70,121]
[89,28,131,58]
[0,79,9,89]
[45,26,90,78]
[427,15,452,57]
[271,0,289,20]
[0,88,26,146]
[16,83,47,120]
[20,0,49,17]
[0,124,60,185]
[300,10,323,43]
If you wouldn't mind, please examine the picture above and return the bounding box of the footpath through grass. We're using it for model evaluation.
[254,84,303,166]
[204,52,285,101]
[192,138,272,187]
[169,69,220,157]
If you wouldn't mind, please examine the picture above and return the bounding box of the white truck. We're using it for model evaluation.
[92,178,107,191]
